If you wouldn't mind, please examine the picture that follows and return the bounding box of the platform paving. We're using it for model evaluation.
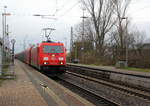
[0,60,94,106]
[0,61,48,106]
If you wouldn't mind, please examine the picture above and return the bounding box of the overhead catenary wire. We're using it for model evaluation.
[51,0,77,16]
[49,1,81,29]
[58,1,80,17]
[5,1,80,18]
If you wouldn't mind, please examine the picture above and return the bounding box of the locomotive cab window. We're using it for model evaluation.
[43,45,64,53]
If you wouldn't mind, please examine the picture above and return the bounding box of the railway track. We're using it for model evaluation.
[57,74,119,106]
[67,64,150,93]
[65,71,150,100]
[57,66,150,105]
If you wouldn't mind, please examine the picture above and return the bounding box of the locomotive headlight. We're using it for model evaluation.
[59,57,64,61]
[44,62,49,64]
[43,57,49,60]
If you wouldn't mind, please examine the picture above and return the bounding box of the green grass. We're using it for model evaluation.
[120,67,150,72]
[90,64,103,66]
[74,63,150,73]
[89,64,150,73]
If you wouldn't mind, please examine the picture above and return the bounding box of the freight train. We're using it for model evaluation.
[16,40,66,75]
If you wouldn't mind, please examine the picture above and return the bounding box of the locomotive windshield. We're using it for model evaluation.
[43,45,64,53]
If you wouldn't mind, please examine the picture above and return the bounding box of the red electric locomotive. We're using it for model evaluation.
[16,40,66,75]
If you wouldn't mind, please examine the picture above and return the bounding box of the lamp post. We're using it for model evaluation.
[80,9,88,63]
[122,17,128,67]
[2,6,11,62]
[11,39,16,65]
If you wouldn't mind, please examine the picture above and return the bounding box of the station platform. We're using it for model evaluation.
[68,63,150,77]
[68,63,150,89]
[0,60,94,106]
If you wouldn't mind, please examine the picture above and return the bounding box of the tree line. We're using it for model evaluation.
[68,0,150,68]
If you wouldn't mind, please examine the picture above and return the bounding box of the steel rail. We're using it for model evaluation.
[58,74,120,106]
[67,63,150,79]
[66,71,150,100]
[67,64,150,92]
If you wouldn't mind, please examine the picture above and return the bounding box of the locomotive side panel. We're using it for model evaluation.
[31,46,39,68]
[27,47,33,65]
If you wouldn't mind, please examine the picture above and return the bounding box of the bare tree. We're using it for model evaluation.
[133,30,146,49]
[73,19,95,63]
[129,29,146,56]
[81,0,115,56]
[112,0,131,57]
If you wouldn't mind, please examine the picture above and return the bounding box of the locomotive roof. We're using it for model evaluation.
[16,41,64,54]
[42,40,55,43]
[40,41,64,46]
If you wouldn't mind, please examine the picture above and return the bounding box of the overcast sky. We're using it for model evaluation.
[0,0,150,53]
